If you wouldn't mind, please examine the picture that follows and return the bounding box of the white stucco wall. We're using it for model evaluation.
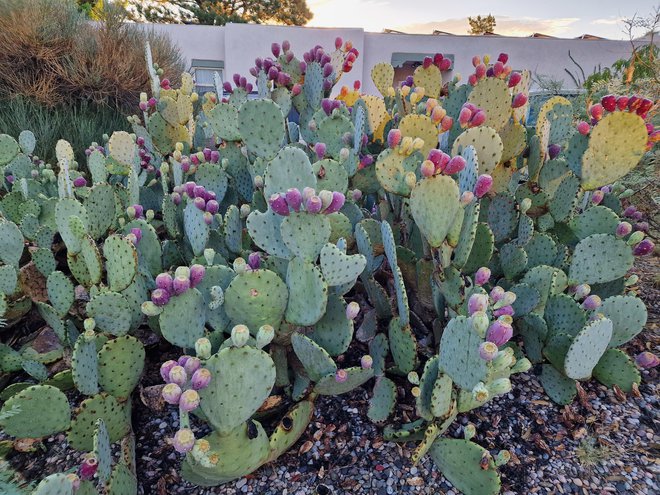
[142,23,644,94]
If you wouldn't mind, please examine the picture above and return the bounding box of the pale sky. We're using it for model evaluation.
[307,0,659,39]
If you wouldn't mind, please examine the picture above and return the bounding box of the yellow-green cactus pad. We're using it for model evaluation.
[580,112,647,190]
[499,121,527,163]
[468,77,511,131]
[452,126,503,174]
[410,175,460,248]
[375,148,422,196]
[398,114,438,157]
[413,64,442,99]
[371,62,395,97]
[535,96,573,147]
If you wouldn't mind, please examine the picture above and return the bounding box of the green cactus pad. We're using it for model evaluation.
[207,103,241,141]
[291,332,337,382]
[0,134,20,165]
[569,205,619,240]
[199,346,275,434]
[430,373,454,418]
[314,366,374,395]
[388,317,418,373]
[413,63,442,99]
[36,302,66,342]
[17,130,35,154]
[593,348,641,393]
[285,257,328,326]
[308,294,353,356]
[544,294,586,338]
[499,122,527,164]
[568,234,633,285]
[524,233,558,268]
[238,99,286,160]
[327,213,353,247]
[564,318,613,380]
[195,264,235,332]
[517,313,548,363]
[159,288,206,348]
[416,356,440,421]
[196,163,229,204]
[597,295,647,347]
[263,146,317,201]
[429,439,501,495]
[281,212,331,263]
[97,336,144,399]
[246,209,292,259]
[539,364,576,405]
[549,173,580,222]
[72,334,99,395]
[375,148,422,197]
[68,393,130,450]
[371,63,394,97]
[103,235,138,292]
[183,201,210,257]
[462,223,495,274]
[313,159,349,193]
[458,145,479,194]
[107,131,137,171]
[452,201,480,269]
[0,264,17,294]
[439,316,488,390]
[499,242,528,279]
[580,112,647,190]
[0,221,23,269]
[487,192,518,242]
[452,126,503,174]
[225,269,288,332]
[182,422,270,486]
[536,96,573,146]
[94,419,112,483]
[409,175,460,248]
[317,113,354,159]
[86,292,132,336]
[31,473,74,495]
[0,385,70,438]
[367,377,396,423]
[522,265,561,312]
[268,400,314,460]
[84,184,116,240]
[107,463,137,495]
[46,271,73,317]
[468,77,511,131]
[510,283,541,317]
[399,114,438,157]
[319,243,365,287]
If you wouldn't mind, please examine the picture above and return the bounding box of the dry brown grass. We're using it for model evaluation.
[0,0,184,111]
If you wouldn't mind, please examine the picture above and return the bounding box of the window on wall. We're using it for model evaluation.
[390,52,455,87]
[190,59,224,95]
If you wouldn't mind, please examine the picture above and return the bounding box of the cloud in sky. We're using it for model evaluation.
[401,16,581,37]
[591,17,625,26]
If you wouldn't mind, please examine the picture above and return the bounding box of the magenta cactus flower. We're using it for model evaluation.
[191,368,212,390]
[468,294,489,315]
[335,369,348,383]
[314,142,327,160]
[635,351,659,369]
[73,177,87,188]
[421,160,435,178]
[573,284,591,300]
[590,103,604,121]
[601,94,616,112]
[470,110,487,127]
[205,200,219,215]
[458,107,472,128]
[591,190,604,205]
[508,71,521,87]
[193,197,206,211]
[162,383,183,405]
[183,356,201,376]
[130,228,142,243]
[474,267,491,286]
[360,355,373,369]
[189,264,206,288]
[486,320,513,346]
[156,273,174,293]
[548,144,561,160]
[323,192,346,214]
[582,295,602,311]
[387,129,402,148]
[160,360,177,382]
[269,193,290,216]
[493,305,515,318]
[490,286,505,302]
[173,275,191,296]
[633,239,654,256]
[179,389,200,412]
[479,341,499,361]
[512,93,527,108]
[168,365,188,386]
[78,455,99,481]
[173,428,195,454]
[151,288,170,307]
[285,188,303,212]
[474,174,493,198]
[444,156,466,175]
[248,252,261,270]
[577,121,590,135]
[305,195,323,214]
[616,222,632,237]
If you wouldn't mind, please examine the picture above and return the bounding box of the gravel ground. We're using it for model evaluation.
[4,258,658,495]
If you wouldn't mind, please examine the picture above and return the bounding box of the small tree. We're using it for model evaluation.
[468,14,496,35]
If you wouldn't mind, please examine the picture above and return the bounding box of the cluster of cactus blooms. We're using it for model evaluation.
[621,203,651,234]
[160,355,212,453]
[635,351,659,369]
[458,102,487,129]
[136,136,156,173]
[173,145,221,174]
[151,265,206,307]
[224,73,255,95]
[138,92,158,112]
[424,98,454,131]
[468,53,510,83]
[420,149,466,177]
[268,187,345,216]
[172,181,220,223]
[83,143,105,157]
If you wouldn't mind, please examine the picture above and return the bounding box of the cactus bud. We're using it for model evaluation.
[73,176,87,188]
[189,368,211,391]
[590,103,604,121]
[324,191,346,214]
[173,275,190,296]
[318,190,333,210]
[471,311,490,337]
[512,93,527,108]
[489,378,512,396]
[627,231,645,246]
[486,320,513,346]
[335,369,348,383]
[256,324,275,349]
[444,156,466,175]
[387,129,402,148]
[175,265,191,279]
[633,239,654,256]
[195,338,212,360]
[162,383,183,404]
[78,455,98,481]
[248,252,261,270]
[490,286,505,302]
[616,221,632,237]
[576,121,590,135]
[346,301,360,320]
[360,355,373,369]
[83,318,95,332]
[421,160,435,178]
[510,357,532,374]
[474,174,493,198]
[624,274,639,286]
[493,305,514,317]
[205,199,219,215]
[240,204,251,218]
[547,144,561,160]
[183,356,201,376]
[464,423,476,441]
[231,324,250,347]
[179,389,200,412]
[458,107,472,128]
[508,71,521,87]
[151,288,171,306]
[168,365,187,386]
[492,348,515,370]
[141,301,163,316]
[468,293,489,315]
[269,193,290,216]
[460,191,475,205]
[285,188,303,212]
[479,341,498,361]
[591,190,604,205]
[314,142,327,160]
[581,294,602,311]
[472,382,489,402]
[306,195,323,214]
[635,351,659,369]
[253,175,264,188]
[474,267,491,286]
[173,428,195,454]
[601,94,616,112]
[351,189,362,201]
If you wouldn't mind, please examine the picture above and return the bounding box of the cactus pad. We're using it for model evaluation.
[409,175,460,248]
[94,419,112,483]
[539,363,576,405]
[564,318,613,380]
[413,64,442,99]
[87,292,132,336]
[54,199,88,254]
[569,206,619,240]
[439,316,488,390]
[68,393,130,450]
[524,233,558,268]
[487,192,518,242]
[375,148,422,196]
[107,463,137,495]
[314,366,373,395]
[499,242,528,279]
[308,294,354,355]
[285,257,328,326]
[599,295,647,347]
[580,112,647,190]
[159,288,206,348]
[510,283,540,317]
[46,271,74,317]
[388,317,417,373]
[371,63,395,97]
[246,209,292,259]
[593,348,640,393]
[268,400,314,460]
[0,385,70,438]
[199,346,275,434]
[263,146,317,201]
[0,134,20,165]
[499,122,527,163]
[544,294,586,338]
[183,201,210,257]
[452,126,503,174]
[429,439,501,495]
[399,114,438,157]
[462,223,494,274]
[468,77,511,131]
[568,234,633,285]
[281,212,331,262]
[31,473,74,495]
[536,97,573,146]
[72,334,99,395]
[97,336,144,399]
[103,235,138,292]
[367,377,397,423]
[291,332,337,381]
[238,99,286,160]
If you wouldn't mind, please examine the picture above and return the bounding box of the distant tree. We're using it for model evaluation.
[468,14,496,35]
[195,0,313,26]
